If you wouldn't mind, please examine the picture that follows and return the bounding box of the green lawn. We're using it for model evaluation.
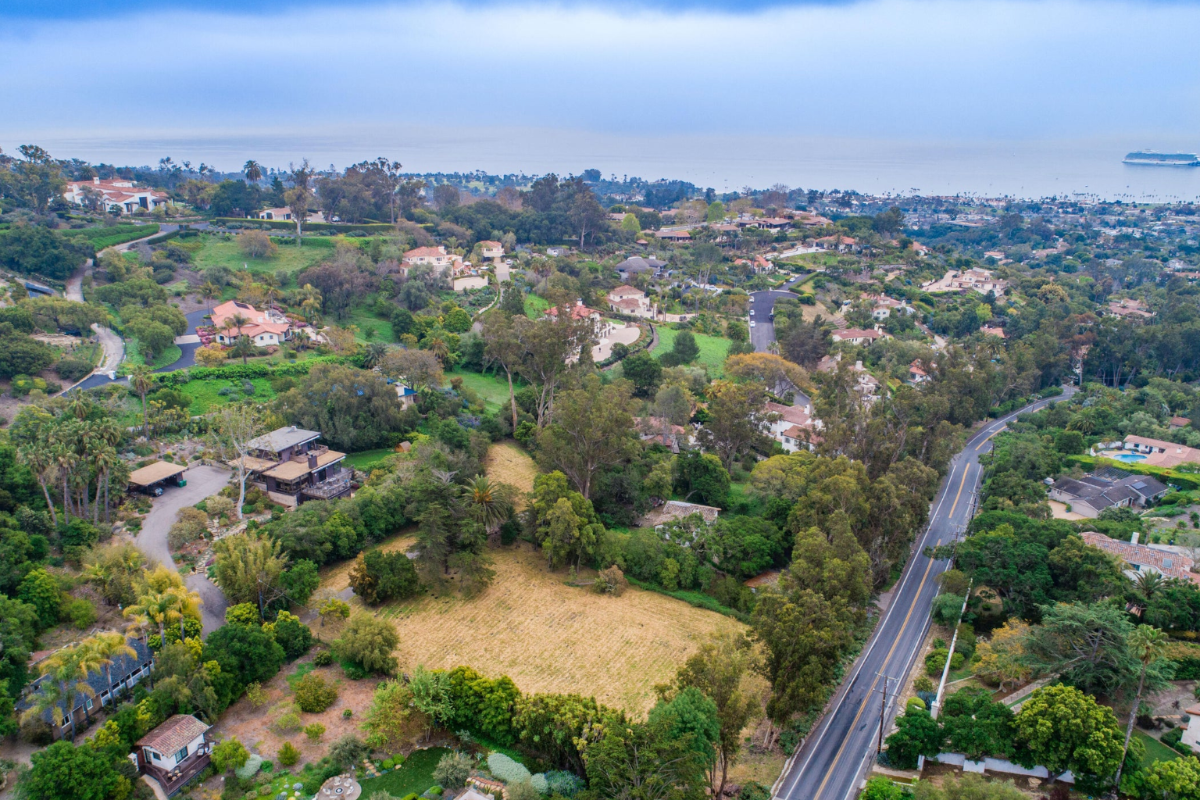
[358,747,448,797]
[347,305,393,343]
[345,449,397,471]
[524,294,549,319]
[124,339,182,370]
[651,327,731,378]
[449,368,518,413]
[1136,730,1181,769]
[188,233,329,276]
[177,377,277,415]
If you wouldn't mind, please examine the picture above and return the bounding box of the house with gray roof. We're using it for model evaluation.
[1048,468,1168,518]
[19,635,154,741]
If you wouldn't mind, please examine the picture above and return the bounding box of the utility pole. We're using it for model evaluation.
[875,674,899,755]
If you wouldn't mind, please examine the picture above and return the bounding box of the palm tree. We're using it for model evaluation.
[427,337,449,364]
[463,476,515,534]
[85,632,137,708]
[129,365,154,436]
[363,342,388,369]
[70,645,106,725]
[125,573,200,647]
[17,441,58,527]
[243,160,263,183]
[200,281,220,313]
[1135,570,1165,603]
[230,311,249,338]
[26,649,96,739]
[1115,625,1170,788]
[231,335,256,366]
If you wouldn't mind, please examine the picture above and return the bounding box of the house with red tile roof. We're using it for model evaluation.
[1080,531,1200,585]
[210,300,293,347]
[63,178,168,215]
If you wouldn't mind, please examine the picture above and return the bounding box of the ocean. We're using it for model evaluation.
[18,126,1200,202]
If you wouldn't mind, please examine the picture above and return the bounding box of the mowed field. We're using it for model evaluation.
[651,327,731,378]
[188,233,329,275]
[484,441,538,508]
[371,544,745,715]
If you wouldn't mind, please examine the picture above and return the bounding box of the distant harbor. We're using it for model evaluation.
[1124,150,1200,167]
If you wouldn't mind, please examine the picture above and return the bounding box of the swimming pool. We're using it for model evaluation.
[1112,453,1147,463]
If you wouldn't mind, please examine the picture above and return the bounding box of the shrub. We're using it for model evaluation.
[433,751,472,789]
[213,738,251,773]
[207,495,236,520]
[235,754,264,780]
[924,648,964,677]
[294,672,338,713]
[54,357,93,382]
[64,597,97,629]
[530,775,548,795]
[314,650,334,667]
[544,772,583,797]
[304,723,326,742]
[382,759,394,770]
[246,682,268,707]
[428,787,443,797]
[327,735,370,771]
[913,676,934,693]
[487,753,532,785]
[506,781,539,800]
[278,742,300,767]
[593,565,627,596]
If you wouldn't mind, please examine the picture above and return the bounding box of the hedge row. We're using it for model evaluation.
[151,356,350,387]
[211,217,396,234]
[623,575,750,623]
[1065,454,1200,491]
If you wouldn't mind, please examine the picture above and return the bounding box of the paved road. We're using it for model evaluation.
[133,464,232,635]
[63,264,125,391]
[774,386,1077,800]
[749,272,810,353]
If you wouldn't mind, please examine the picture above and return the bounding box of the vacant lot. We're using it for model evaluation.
[189,233,329,276]
[484,442,538,507]
[369,544,744,715]
[450,368,519,414]
[652,328,730,378]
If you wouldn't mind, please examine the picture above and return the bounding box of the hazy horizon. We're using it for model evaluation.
[4,0,1200,199]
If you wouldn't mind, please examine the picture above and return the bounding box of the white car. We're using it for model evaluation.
[749,321,756,327]
[750,308,755,315]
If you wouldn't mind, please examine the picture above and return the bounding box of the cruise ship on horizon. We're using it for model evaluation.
[1124,150,1200,167]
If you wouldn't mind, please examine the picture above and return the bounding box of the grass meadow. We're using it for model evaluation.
[651,327,731,378]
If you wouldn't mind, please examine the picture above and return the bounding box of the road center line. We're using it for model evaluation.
[811,555,939,800]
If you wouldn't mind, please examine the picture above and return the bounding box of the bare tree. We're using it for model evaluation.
[206,404,266,520]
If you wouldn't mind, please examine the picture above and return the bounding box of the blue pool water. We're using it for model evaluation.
[1113,453,1147,462]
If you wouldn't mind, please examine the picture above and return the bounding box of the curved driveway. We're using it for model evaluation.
[133,464,232,635]
[773,386,1077,800]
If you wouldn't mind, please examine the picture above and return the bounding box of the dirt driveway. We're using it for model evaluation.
[133,464,232,635]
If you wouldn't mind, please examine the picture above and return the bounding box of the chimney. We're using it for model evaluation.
[308,453,318,470]
[93,177,100,184]
[1132,531,1140,546]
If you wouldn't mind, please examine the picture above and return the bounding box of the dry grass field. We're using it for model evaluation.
[484,442,539,509]
[366,544,744,715]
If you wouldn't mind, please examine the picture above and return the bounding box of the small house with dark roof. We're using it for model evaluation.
[19,635,154,741]
[134,714,212,796]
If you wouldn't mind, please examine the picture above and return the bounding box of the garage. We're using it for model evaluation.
[128,461,188,497]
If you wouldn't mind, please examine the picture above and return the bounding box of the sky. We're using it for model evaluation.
[2,0,1200,195]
